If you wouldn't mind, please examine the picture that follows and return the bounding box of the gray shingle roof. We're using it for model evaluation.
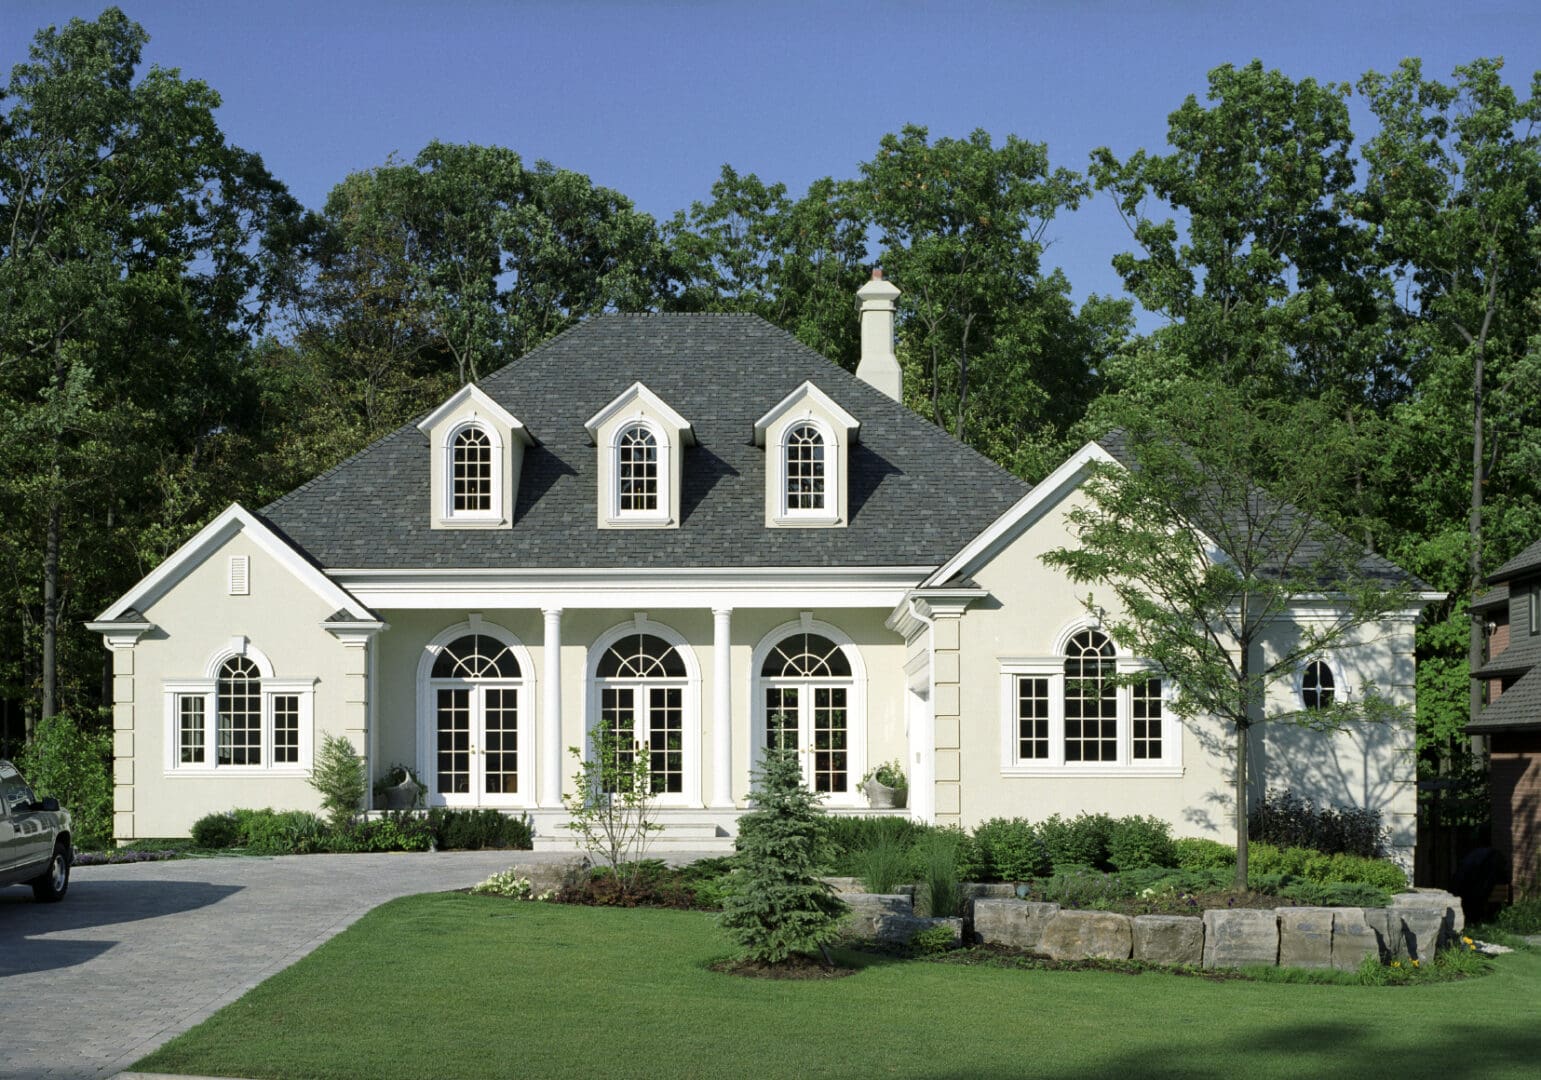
[1472,584,1510,613]
[1476,630,1541,678]
[1093,430,1428,591]
[1469,666,1541,733]
[261,315,1030,570]
[1490,536,1541,583]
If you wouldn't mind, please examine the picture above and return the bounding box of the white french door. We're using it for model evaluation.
[763,682,852,796]
[431,682,525,807]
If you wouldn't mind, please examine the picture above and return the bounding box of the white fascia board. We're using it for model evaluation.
[95,503,374,622]
[330,565,931,612]
[752,381,861,447]
[415,384,534,446]
[924,441,1119,587]
[583,381,695,446]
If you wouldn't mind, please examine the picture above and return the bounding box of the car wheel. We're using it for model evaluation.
[31,842,70,902]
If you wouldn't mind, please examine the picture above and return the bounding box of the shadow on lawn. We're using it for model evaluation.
[916,1018,1541,1080]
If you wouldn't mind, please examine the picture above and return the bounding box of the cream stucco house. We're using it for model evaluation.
[89,273,1430,863]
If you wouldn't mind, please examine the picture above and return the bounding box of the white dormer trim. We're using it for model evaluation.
[415,384,533,446]
[420,384,532,531]
[93,504,374,623]
[752,381,859,447]
[584,382,696,447]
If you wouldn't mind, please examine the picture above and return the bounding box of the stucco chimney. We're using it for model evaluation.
[856,268,902,402]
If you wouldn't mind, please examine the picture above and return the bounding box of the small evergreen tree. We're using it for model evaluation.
[310,733,367,831]
[720,746,848,965]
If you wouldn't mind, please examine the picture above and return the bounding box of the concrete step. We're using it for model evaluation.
[531,819,732,853]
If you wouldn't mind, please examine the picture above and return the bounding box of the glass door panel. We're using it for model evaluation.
[436,688,471,795]
[482,688,518,795]
[811,686,848,793]
[649,686,684,794]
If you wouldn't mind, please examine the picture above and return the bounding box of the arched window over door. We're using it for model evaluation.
[1063,629,1118,762]
[423,629,528,807]
[595,632,688,796]
[758,629,858,796]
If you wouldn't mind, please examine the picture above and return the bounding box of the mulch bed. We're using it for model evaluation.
[709,953,857,980]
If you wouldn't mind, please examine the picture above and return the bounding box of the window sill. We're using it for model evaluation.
[437,516,507,529]
[603,514,674,529]
[771,515,843,528]
[164,767,313,779]
[1000,766,1184,779]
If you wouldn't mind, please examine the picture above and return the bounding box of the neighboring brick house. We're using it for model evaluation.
[1470,537,1541,893]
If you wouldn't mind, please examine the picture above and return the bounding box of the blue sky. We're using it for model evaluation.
[10,1,1541,315]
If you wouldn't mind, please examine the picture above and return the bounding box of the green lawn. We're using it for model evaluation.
[138,895,1541,1080]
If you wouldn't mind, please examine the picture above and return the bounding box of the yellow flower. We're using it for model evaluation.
[1412,959,1420,967]
[1463,936,1473,945]
[1391,961,1401,968]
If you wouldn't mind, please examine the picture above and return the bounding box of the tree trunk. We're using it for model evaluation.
[42,493,60,723]
[1469,343,1486,743]
[1235,623,1252,892]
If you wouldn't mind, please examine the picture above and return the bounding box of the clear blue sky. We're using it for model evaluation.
[9,1,1541,316]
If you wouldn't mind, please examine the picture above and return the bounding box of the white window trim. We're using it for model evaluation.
[606,419,672,527]
[163,675,316,777]
[415,620,536,809]
[440,420,505,528]
[1294,657,1349,710]
[582,618,701,808]
[774,417,840,526]
[749,618,867,807]
[998,633,1182,778]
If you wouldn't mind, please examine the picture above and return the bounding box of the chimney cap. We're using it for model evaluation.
[871,267,884,280]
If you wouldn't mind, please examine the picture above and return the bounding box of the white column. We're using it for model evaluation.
[711,607,733,808]
[541,608,563,807]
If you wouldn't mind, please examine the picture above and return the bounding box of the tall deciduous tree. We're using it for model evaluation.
[858,125,1124,478]
[1357,58,1541,729]
[0,8,298,725]
[1044,385,1413,888]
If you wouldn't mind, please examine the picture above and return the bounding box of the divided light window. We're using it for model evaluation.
[785,424,826,511]
[217,656,263,766]
[1064,630,1117,762]
[760,632,854,795]
[617,424,659,513]
[169,651,314,773]
[596,634,687,795]
[1301,660,1335,710]
[451,426,494,512]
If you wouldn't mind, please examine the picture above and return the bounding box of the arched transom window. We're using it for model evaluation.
[596,633,686,794]
[1063,630,1117,762]
[169,646,310,772]
[428,633,524,803]
[760,631,854,794]
[616,424,659,513]
[431,634,521,679]
[785,424,826,512]
[1301,660,1335,711]
[451,426,494,513]
[217,656,263,766]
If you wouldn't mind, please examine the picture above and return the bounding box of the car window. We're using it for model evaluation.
[0,771,34,813]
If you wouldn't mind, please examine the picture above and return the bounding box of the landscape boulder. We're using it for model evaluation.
[1202,909,1278,969]
[1038,910,1133,961]
[1132,915,1204,966]
[1276,907,1334,969]
[1330,908,1382,971]
[872,914,963,947]
[1389,890,1463,960]
[973,899,1061,950]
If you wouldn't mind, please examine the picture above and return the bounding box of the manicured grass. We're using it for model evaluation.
[138,895,1541,1080]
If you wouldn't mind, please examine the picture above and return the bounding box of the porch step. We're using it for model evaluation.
[531,819,732,853]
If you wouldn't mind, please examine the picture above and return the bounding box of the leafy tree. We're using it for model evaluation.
[858,125,1124,476]
[563,721,661,896]
[1043,385,1413,888]
[668,167,870,369]
[720,746,848,965]
[310,733,367,831]
[1356,58,1541,727]
[15,710,111,848]
[0,8,299,727]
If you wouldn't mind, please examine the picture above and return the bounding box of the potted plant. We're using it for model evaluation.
[374,764,425,811]
[860,760,908,809]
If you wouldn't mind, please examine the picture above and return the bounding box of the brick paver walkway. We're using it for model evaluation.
[0,850,583,1079]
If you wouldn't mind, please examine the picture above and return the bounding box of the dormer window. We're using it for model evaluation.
[785,424,826,512]
[754,381,858,528]
[451,424,495,514]
[417,385,533,531]
[585,383,693,529]
[617,424,660,513]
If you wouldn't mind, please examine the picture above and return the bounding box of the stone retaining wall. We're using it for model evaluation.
[969,889,1464,969]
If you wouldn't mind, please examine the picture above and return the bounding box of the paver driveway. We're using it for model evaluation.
[0,850,582,1080]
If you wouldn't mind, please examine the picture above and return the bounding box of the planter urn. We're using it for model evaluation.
[862,778,908,809]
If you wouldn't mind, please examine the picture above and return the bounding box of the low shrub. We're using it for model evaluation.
[190,812,242,849]
[821,815,932,874]
[1107,815,1177,871]
[310,734,367,831]
[972,817,1049,881]
[1278,880,1395,908]
[426,808,533,850]
[1173,837,1236,870]
[240,809,329,855]
[1248,789,1388,859]
[332,812,435,853]
[909,925,957,956]
[15,711,113,850]
[470,869,536,899]
[1028,866,1130,909]
[1495,897,1541,935]
[1039,813,1114,871]
[1247,843,1406,892]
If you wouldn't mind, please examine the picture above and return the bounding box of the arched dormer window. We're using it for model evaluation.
[164,641,315,773]
[784,424,826,513]
[451,425,494,514]
[616,424,660,514]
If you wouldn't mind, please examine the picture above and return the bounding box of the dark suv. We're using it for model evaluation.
[0,759,71,901]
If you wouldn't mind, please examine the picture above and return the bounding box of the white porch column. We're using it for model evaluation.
[541,607,563,807]
[711,607,733,808]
